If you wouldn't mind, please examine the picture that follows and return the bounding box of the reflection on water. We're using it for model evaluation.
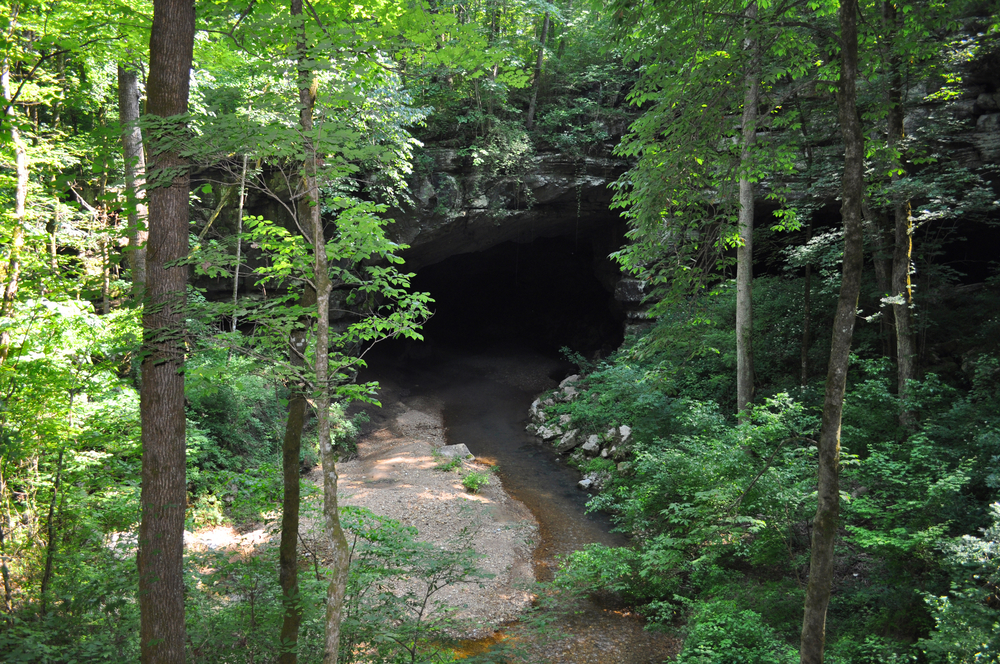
[363,344,680,663]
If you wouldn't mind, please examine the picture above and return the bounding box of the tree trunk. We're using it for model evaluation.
[1,51,28,364]
[118,62,148,298]
[47,176,59,273]
[801,220,812,388]
[138,0,195,661]
[884,1,917,429]
[39,447,64,616]
[290,1,351,660]
[869,217,894,359]
[232,154,249,332]
[278,285,316,664]
[0,522,12,615]
[736,2,759,415]
[525,12,550,131]
[799,0,864,661]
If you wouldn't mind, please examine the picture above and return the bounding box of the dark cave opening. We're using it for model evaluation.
[407,235,625,356]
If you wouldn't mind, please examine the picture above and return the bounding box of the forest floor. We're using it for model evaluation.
[184,382,538,639]
[313,390,539,637]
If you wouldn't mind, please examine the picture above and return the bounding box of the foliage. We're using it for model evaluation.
[434,455,463,472]
[336,506,495,662]
[917,503,1000,664]
[462,471,491,494]
[549,277,1000,656]
[675,600,798,664]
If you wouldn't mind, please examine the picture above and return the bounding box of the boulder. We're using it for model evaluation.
[617,461,632,473]
[536,425,563,441]
[577,478,593,490]
[600,448,609,458]
[556,429,581,453]
[559,374,580,388]
[559,414,572,426]
[619,425,632,444]
[581,435,601,455]
[581,471,610,491]
[529,399,545,424]
[558,386,579,402]
[440,444,474,460]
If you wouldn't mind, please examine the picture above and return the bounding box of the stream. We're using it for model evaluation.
[362,342,680,663]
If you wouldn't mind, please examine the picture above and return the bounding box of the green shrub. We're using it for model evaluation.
[462,471,490,494]
[917,502,1000,664]
[187,493,226,529]
[435,455,462,472]
[676,600,797,664]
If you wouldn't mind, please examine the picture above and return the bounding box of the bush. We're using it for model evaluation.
[462,471,490,494]
[676,600,797,664]
[917,503,1000,664]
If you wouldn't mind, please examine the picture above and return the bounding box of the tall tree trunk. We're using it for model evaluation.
[0,521,11,615]
[39,447,64,616]
[736,2,759,415]
[290,2,351,660]
[231,154,249,332]
[884,1,917,429]
[525,12,550,131]
[1,49,28,364]
[101,231,110,314]
[800,0,865,661]
[138,0,195,662]
[869,218,894,359]
[801,220,812,388]
[278,286,316,664]
[118,62,148,298]
[47,174,59,273]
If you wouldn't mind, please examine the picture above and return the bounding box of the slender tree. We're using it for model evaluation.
[882,0,917,428]
[279,283,315,664]
[138,0,195,660]
[736,1,760,415]
[118,61,148,298]
[799,0,865,660]
[288,1,351,660]
[525,11,550,131]
[1,17,28,364]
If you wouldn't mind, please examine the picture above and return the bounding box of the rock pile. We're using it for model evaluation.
[525,376,637,493]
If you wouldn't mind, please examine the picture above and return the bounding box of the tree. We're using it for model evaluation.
[118,61,148,298]
[524,10,551,131]
[1,8,30,364]
[736,1,760,414]
[799,0,865,659]
[138,0,194,660]
[608,0,805,413]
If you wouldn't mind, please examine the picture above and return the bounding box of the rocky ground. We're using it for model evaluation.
[313,393,539,637]
[185,387,538,640]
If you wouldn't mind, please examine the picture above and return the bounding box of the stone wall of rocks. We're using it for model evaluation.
[525,374,635,493]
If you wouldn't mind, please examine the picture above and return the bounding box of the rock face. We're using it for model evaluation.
[393,151,629,273]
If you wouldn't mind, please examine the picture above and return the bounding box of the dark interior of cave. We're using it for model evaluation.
[405,235,625,356]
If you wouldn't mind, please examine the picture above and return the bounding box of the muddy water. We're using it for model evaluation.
[362,344,680,663]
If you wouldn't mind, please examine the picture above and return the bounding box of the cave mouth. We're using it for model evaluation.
[407,235,625,356]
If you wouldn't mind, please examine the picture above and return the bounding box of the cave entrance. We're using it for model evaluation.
[408,235,625,356]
